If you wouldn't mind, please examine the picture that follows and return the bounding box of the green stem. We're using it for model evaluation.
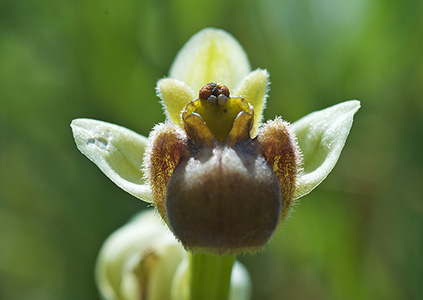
[188,252,235,300]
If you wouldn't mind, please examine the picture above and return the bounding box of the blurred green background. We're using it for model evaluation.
[1,0,422,299]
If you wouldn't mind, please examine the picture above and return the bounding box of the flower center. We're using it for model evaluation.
[182,83,253,142]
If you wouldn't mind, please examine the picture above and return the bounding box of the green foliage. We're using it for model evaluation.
[0,0,421,299]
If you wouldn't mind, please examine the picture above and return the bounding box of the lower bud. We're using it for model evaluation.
[165,145,281,254]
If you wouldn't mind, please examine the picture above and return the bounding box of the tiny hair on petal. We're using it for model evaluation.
[258,117,303,224]
[143,122,189,223]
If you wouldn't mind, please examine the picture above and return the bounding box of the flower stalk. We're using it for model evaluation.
[189,253,235,300]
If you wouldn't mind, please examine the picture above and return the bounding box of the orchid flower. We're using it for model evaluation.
[71,28,359,300]
[71,28,359,253]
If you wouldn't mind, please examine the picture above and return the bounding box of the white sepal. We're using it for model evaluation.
[71,118,153,202]
[292,100,361,199]
[169,28,251,93]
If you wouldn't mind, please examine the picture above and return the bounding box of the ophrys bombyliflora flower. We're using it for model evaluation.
[71,28,360,254]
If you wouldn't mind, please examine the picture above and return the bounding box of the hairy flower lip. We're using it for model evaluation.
[165,144,282,255]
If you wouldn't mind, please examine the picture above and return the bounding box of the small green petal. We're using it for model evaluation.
[157,78,195,126]
[292,100,361,199]
[233,69,269,137]
[70,118,153,202]
[169,28,251,93]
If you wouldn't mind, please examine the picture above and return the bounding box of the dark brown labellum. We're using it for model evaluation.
[165,145,281,254]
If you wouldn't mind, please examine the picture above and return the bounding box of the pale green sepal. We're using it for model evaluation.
[157,78,195,126]
[95,210,185,300]
[233,69,269,137]
[292,100,361,199]
[70,118,153,203]
[169,28,251,93]
[171,258,251,300]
